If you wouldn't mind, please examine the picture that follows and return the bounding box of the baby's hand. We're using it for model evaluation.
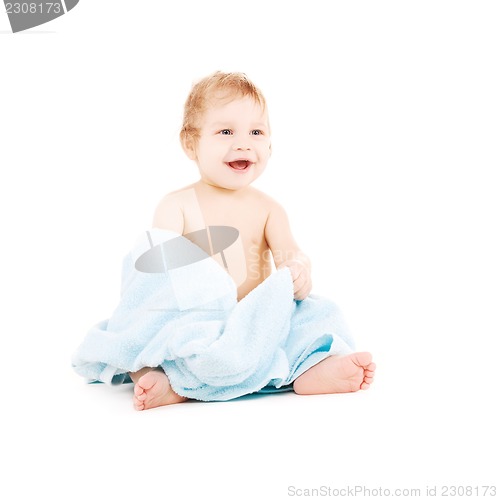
[279,260,312,301]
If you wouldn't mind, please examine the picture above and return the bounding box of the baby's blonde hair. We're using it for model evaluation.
[180,71,267,150]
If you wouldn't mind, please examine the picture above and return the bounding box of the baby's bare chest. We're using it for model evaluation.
[184,200,268,248]
[181,196,272,296]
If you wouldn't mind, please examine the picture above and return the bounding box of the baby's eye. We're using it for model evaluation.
[219,129,233,135]
[250,130,263,136]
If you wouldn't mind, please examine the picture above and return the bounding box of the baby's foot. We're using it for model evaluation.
[133,370,188,411]
[293,352,376,395]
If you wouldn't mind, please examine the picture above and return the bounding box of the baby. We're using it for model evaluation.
[132,71,375,410]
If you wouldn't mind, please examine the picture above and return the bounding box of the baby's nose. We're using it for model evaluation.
[232,144,251,151]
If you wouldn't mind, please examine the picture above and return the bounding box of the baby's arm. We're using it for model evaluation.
[152,194,185,233]
[264,200,312,300]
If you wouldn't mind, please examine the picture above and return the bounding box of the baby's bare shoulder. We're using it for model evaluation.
[155,184,197,209]
[249,190,290,226]
[246,187,283,211]
[152,184,197,232]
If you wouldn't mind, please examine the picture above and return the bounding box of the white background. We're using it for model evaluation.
[1,1,497,499]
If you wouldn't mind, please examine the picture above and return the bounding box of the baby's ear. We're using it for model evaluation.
[181,137,197,161]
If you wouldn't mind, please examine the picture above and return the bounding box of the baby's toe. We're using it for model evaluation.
[134,384,145,397]
[133,398,145,410]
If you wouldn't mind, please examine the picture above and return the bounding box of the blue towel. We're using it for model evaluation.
[72,229,355,401]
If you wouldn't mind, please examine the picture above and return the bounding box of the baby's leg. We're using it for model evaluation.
[130,367,188,411]
[293,353,376,395]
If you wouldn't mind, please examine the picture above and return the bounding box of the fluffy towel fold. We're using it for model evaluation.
[72,229,355,401]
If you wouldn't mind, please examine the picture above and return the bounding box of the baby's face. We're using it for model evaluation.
[190,96,271,191]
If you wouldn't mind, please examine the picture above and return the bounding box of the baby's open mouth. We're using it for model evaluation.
[227,160,251,170]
